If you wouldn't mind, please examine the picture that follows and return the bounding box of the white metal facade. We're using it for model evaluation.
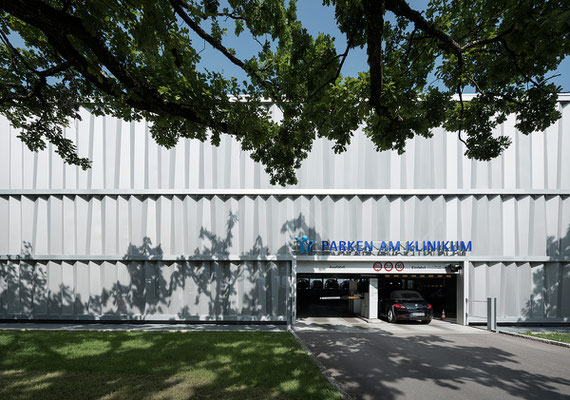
[0,99,569,323]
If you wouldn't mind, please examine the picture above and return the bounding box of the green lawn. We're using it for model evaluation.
[523,331,570,344]
[0,330,341,400]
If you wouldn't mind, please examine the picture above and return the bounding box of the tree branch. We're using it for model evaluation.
[385,0,462,57]
[170,0,281,104]
[363,0,386,114]
[457,9,507,43]
[461,25,515,51]
[0,30,38,73]
[305,37,352,102]
[402,27,418,65]
[456,84,468,147]
[0,0,232,131]
[499,38,547,91]
[216,11,246,21]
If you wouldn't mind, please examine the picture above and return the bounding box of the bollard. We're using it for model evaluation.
[487,297,498,332]
[487,298,492,331]
[493,297,499,333]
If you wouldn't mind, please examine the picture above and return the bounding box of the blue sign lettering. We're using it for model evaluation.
[295,236,472,256]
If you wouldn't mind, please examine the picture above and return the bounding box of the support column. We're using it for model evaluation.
[456,260,469,326]
[349,279,358,295]
[368,278,379,320]
[291,259,297,325]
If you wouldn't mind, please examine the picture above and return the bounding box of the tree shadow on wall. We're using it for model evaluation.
[0,211,323,321]
[278,212,323,254]
[0,242,48,318]
[124,236,164,260]
[521,224,570,320]
[193,210,239,257]
[177,210,282,320]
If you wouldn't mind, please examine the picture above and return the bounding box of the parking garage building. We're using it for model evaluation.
[1,97,570,325]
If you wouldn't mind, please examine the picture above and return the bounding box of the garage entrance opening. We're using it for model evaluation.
[296,273,458,320]
[379,274,457,319]
[296,275,369,317]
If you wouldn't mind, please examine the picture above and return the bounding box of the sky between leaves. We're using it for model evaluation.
[6,1,570,92]
[194,0,570,92]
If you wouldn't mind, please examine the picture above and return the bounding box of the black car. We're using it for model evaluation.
[297,278,310,290]
[379,290,433,324]
[325,278,339,290]
[311,280,324,289]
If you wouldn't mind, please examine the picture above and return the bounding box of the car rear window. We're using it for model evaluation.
[390,291,422,300]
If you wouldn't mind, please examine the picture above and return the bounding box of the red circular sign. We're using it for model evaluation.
[395,262,404,271]
[373,262,382,272]
[384,262,393,272]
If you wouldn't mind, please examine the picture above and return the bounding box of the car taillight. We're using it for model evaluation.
[427,304,432,309]
[394,303,406,309]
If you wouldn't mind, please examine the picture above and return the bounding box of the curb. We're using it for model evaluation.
[499,330,570,348]
[290,329,353,400]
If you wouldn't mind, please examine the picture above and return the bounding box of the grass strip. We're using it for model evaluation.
[0,330,341,400]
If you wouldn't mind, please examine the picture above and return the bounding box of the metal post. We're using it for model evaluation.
[286,273,291,331]
[291,258,297,325]
[368,278,379,320]
[287,259,297,330]
[458,260,469,326]
[493,297,499,332]
[487,297,492,331]
[487,297,498,332]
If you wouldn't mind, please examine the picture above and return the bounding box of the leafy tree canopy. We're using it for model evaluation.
[0,0,568,185]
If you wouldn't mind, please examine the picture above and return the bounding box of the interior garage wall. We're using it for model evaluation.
[0,260,290,321]
[468,262,570,323]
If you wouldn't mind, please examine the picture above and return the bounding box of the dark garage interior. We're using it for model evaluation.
[297,274,457,320]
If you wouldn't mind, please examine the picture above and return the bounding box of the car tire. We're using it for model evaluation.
[387,309,395,323]
[421,320,431,324]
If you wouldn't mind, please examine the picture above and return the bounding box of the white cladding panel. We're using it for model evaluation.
[0,194,569,258]
[0,260,290,321]
[0,104,568,190]
[469,262,570,322]
[1,103,570,322]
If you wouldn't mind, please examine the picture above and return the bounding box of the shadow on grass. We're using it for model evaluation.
[0,331,340,400]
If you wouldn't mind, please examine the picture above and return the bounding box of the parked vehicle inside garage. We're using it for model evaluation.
[379,290,433,324]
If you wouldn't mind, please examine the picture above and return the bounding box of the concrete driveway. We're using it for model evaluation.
[295,319,570,400]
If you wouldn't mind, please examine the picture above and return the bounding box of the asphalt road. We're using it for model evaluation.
[296,320,570,400]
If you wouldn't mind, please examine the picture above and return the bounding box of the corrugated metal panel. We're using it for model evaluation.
[469,262,570,322]
[0,260,290,321]
[0,194,568,258]
[1,104,570,323]
[0,103,568,190]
